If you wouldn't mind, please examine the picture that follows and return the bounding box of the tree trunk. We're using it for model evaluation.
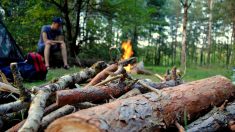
[207,0,213,64]
[180,0,188,69]
[47,75,235,132]
[187,100,235,132]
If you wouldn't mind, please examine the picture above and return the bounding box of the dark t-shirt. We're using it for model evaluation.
[38,25,62,47]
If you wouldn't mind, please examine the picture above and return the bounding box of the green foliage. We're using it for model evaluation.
[1,0,60,54]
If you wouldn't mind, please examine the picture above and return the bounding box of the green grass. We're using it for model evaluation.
[24,66,81,88]
[24,65,232,88]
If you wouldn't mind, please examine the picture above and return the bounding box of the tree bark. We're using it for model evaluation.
[56,83,129,106]
[0,100,29,115]
[47,75,235,132]
[117,88,141,100]
[186,100,235,132]
[19,61,107,132]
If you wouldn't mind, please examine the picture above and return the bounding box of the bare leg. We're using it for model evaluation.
[44,42,51,67]
[60,42,68,66]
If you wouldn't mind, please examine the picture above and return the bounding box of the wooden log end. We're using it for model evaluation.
[46,117,101,132]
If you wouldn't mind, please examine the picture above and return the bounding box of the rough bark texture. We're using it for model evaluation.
[19,61,107,132]
[117,88,141,100]
[0,100,29,115]
[40,105,75,129]
[56,83,128,106]
[46,76,235,132]
[186,101,235,132]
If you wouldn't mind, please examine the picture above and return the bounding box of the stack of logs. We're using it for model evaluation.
[0,57,235,132]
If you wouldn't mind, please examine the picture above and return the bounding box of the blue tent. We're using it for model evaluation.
[0,21,24,66]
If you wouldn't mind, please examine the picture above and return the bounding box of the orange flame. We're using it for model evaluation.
[121,40,134,72]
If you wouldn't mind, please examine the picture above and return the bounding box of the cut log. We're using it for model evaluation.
[40,105,75,129]
[19,61,107,132]
[56,82,129,106]
[46,75,235,132]
[186,100,235,132]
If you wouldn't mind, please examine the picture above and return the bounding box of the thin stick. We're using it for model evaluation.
[154,73,165,81]
[10,63,31,101]
[175,121,185,132]
[94,74,123,87]
[219,100,228,111]
[138,80,161,95]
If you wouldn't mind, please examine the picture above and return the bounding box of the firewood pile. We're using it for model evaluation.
[0,57,235,132]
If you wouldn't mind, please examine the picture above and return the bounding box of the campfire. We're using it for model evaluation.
[121,40,134,72]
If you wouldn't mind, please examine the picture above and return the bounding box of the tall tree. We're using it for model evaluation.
[179,0,193,70]
[207,0,213,64]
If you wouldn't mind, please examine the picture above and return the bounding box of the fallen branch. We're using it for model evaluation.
[19,61,107,132]
[0,82,19,94]
[40,105,75,129]
[94,74,123,86]
[84,63,118,88]
[137,80,161,94]
[0,100,29,115]
[10,63,31,101]
[44,103,61,116]
[154,73,165,81]
[56,82,129,106]
[47,76,235,131]
[6,102,64,132]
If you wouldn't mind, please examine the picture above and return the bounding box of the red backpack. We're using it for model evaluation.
[25,52,47,80]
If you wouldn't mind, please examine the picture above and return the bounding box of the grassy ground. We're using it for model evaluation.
[24,65,232,88]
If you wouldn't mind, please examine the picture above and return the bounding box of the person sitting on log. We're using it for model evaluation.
[37,17,69,70]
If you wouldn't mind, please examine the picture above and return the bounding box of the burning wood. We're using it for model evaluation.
[121,40,134,72]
